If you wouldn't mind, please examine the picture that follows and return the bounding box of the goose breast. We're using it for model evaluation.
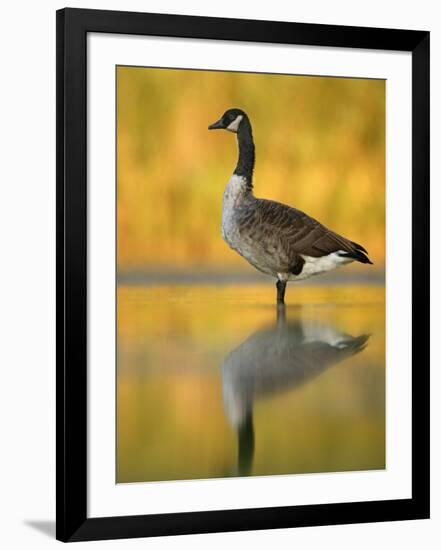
[222,187,358,280]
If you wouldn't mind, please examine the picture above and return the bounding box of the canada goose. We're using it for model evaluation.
[222,305,369,475]
[208,109,373,303]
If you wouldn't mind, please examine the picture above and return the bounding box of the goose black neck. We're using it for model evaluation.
[234,117,255,189]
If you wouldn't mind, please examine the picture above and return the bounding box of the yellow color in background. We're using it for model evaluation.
[117,66,385,272]
[117,285,385,482]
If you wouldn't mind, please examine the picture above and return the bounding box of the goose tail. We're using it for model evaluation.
[338,241,373,264]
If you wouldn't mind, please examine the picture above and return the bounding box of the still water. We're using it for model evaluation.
[117,285,385,483]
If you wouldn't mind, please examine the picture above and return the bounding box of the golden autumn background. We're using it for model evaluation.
[116,66,385,483]
[117,66,385,273]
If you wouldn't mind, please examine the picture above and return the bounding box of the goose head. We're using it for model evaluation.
[208,108,247,133]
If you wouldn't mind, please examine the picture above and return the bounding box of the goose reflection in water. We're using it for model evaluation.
[222,305,370,476]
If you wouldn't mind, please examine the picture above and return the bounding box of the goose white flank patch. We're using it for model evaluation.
[208,108,373,303]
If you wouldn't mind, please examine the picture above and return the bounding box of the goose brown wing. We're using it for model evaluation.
[255,199,371,262]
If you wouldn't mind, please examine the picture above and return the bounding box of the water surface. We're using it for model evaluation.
[117,285,385,483]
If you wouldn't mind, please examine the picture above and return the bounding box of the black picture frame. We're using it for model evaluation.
[56,7,430,542]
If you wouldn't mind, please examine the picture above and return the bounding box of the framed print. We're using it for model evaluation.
[56,8,430,542]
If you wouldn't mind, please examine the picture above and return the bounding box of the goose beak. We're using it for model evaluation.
[208,118,224,130]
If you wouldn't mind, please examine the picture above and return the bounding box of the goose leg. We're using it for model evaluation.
[276,279,287,304]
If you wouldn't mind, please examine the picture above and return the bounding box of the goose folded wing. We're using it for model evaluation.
[255,199,369,261]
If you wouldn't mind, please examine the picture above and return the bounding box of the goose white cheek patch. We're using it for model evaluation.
[227,115,243,132]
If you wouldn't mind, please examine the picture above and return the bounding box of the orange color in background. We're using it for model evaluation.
[117,67,385,273]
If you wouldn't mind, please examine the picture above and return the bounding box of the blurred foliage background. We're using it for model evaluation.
[117,67,385,272]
